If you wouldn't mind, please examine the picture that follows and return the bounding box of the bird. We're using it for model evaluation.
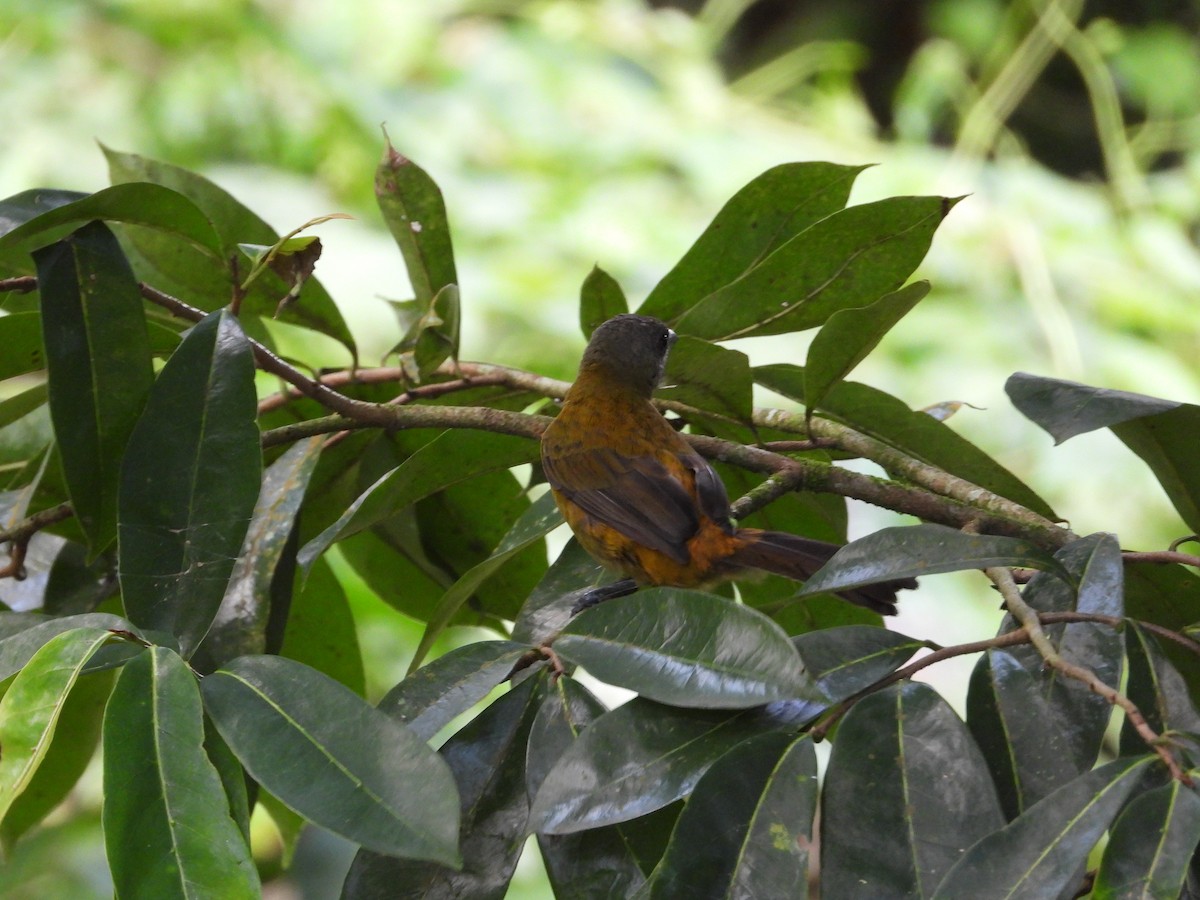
[539,313,915,615]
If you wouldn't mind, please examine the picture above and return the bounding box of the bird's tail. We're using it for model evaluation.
[728,529,916,615]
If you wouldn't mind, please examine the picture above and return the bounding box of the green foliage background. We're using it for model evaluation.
[2,1,1199,896]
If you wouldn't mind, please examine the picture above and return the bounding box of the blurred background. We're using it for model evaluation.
[2,0,1199,896]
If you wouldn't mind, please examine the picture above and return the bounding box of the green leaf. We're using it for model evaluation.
[527,678,648,898]
[1007,374,1200,531]
[530,698,782,834]
[793,625,923,702]
[0,183,223,271]
[1093,780,1200,899]
[378,640,530,742]
[756,365,1057,520]
[387,283,460,382]
[555,589,819,708]
[930,755,1157,899]
[103,146,356,357]
[408,492,560,670]
[0,627,114,827]
[1125,563,1200,697]
[580,265,628,337]
[0,313,45,381]
[1121,624,1200,756]
[118,309,261,658]
[374,139,459,308]
[0,669,112,851]
[675,196,959,340]
[799,523,1068,598]
[341,675,545,899]
[298,430,539,572]
[0,383,48,433]
[103,646,259,899]
[201,654,460,865]
[652,732,817,899]
[658,337,753,425]
[278,556,365,695]
[805,280,930,413]
[34,221,155,556]
[0,612,133,682]
[193,436,324,670]
[822,682,1005,897]
[512,539,606,647]
[639,162,865,323]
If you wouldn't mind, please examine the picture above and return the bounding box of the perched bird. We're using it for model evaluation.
[540,313,914,614]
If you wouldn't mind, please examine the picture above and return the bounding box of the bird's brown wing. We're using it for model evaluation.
[542,445,700,565]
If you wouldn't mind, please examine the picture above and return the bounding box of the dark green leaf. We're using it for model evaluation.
[1094,780,1200,899]
[675,196,958,340]
[639,162,865,323]
[1125,563,1200,697]
[0,313,45,381]
[118,309,261,658]
[930,755,1157,899]
[35,221,155,555]
[805,280,930,413]
[793,625,923,702]
[799,523,1067,597]
[342,676,545,900]
[103,646,259,899]
[512,539,607,647]
[202,654,460,865]
[278,556,365,695]
[530,698,781,834]
[822,682,1004,897]
[658,337,753,425]
[387,283,460,381]
[43,540,118,616]
[194,436,323,669]
[204,716,251,843]
[756,365,1057,520]
[298,430,539,572]
[652,732,817,899]
[555,589,818,708]
[1121,624,1200,756]
[1114,408,1200,533]
[378,640,530,742]
[0,188,86,240]
[580,266,628,337]
[0,612,133,682]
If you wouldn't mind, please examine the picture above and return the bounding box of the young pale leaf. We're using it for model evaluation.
[792,625,923,702]
[118,309,261,658]
[675,196,958,340]
[639,162,865,323]
[930,755,1157,899]
[580,265,628,337]
[530,698,781,834]
[378,640,531,742]
[201,654,460,866]
[0,383,48,432]
[34,221,155,556]
[103,646,259,899]
[341,676,544,900]
[798,523,1068,598]
[652,732,817,899]
[1093,780,1200,899]
[0,627,114,827]
[0,612,134,682]
[555,589,818,708]
[804,280,930,414]
[1007,374,1200,531]
[822,682,1004,897]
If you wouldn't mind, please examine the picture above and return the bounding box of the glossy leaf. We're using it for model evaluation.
[1125,562,1200,695]
[194,436,323,669]
[0,313,45,381]
[118,309,261,658]
[652,732,817,899]
[103,646,259,899]
[793,625,923,702]
[201,654,460,865]
[0,628,114,826]
[378,640,530,742]
[0,612,133,682]
[799,523,1067,598]
[555,589,818,708]
[1007,374,1200,531]
[580,265,628,337]
[756,365,1057,519]
[1121,623,1200,755]
[805,280,930,413]
[530,698,781,834]
[639,162,865,323]
[528,678,648,898]
[298,430,539,572]
[104,146,356,356]
[511,539,607,647]
[408,489,561,671]
[342,675,545,900]
[1094,780,1200,899]
[930,755,1157,899]
[822,682,1004,897]
[35,221,155,555]
[658,337,753,425]
[675,196,958,340]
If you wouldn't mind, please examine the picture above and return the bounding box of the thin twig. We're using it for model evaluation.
[1123,549,1200,569]
[0,502,75,579]
[0,276,38,294]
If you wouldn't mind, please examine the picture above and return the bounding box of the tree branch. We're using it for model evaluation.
[0,502,75,579]
[0,276,38,294]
